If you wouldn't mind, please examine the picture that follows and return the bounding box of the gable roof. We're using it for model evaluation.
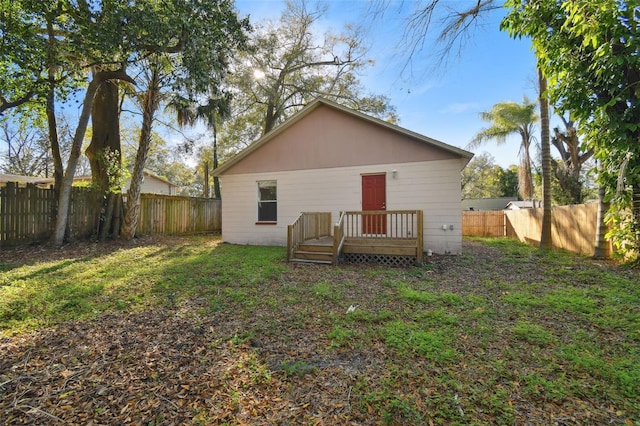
[462,197,518,211]
[214,97,473,176]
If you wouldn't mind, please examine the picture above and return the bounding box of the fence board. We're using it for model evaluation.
[1,183,221,248]
[462,211,506,237]
[505,203,611,256]
[134,194,221,236]
[0,183,58,246]
[463,204,613,257]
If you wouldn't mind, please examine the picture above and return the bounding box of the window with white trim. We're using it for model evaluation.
[257,180,277,222]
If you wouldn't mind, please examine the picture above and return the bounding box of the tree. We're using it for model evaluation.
[1,1,89,195]
[499,165,520,198]
[222,0,397,152]
[122,1,248,239]
[538,69,552,249]
[468,98,538,201]
[502,0,640,259]
[85,78,127,241]
[121,61,162,240]
[372,0,557,251]
[2,1,139,245]
[120,123,201,196]
[168,92,232,199]
[119,0,249,240]
[3,1,249,245]
[52,68,134,246]
[461,153,509,199]
[0,114,89,177]
[1,119,50,176]
[0,1,47,114]
[551,116,594,204]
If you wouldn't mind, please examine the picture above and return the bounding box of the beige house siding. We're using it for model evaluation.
[222,104,458,175]
[220,158,464,254]
[124,173,178,195]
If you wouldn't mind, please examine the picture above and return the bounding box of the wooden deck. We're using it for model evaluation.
[287,211,423,265]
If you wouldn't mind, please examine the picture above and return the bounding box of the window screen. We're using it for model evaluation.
[257,180,277,222]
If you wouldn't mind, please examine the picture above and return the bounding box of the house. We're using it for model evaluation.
[1,170,178,195]
[124,170,179,195]
[74,170,179,195]
[461,197,518,211]
[505,200,541,210]
[0,173,53,188]
[213,98,473,263]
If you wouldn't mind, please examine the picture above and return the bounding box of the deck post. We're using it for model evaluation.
[287,224,293,261]
[416,210,424,265]
[332,225,339,265]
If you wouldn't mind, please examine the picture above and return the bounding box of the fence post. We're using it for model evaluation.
[287,224,293,261]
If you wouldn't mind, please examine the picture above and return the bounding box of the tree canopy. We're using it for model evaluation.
[218,0,397,156]
[1,0,250,245]
[502,0,640,258]
[468,98,538,201]
[461,153,519,199]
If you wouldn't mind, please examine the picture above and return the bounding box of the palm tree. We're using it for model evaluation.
[468,98,538,200]
[168,91,232,199]
[538,69,552,249]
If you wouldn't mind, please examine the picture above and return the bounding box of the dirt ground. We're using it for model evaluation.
[0,237,637,425]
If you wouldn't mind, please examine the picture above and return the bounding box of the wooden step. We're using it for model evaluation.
[292,250,334,263]
[298,243,333,253]
[290,258,332,265]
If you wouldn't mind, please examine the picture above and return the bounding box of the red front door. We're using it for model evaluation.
[362,174,386,234]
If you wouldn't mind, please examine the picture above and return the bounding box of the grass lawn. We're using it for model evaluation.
[1,235,638,425]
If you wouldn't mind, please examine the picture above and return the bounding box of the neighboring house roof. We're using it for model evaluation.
[213,97,474,176]
[1,171,178,193]
[505,200,541,209]
[140,170,179,188]
[74,170,179,189]
[462,197,518,211]
[0,173,53,185]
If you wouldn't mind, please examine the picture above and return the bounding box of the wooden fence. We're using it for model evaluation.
[462,211,507,237]
[0,183,102,247]
[135,194,221,236]
[463,204,612,257]
[0,183,221,248]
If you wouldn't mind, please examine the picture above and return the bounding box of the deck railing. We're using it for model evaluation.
[288,210,424,265]
[342,210,423,265]
[342,210,422,239]
[303,211,332,240]
[332,211,346,265]
[287,212,332,261]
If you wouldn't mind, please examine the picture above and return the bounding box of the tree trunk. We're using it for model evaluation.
[203,161,210,197]
[593,182,610,259]
[51,69,133,247]
[86,79,122,241]
[86,80,121,192]
[539,68,552,250]
[632,181,640,259]
[264,100,277,135]
[46,15,63,195]
[518,156,533,201]
[98,192,116,241]
[121,67,161,240]
[213,125,221,199]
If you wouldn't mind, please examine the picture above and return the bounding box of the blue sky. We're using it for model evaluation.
[235,0,542,168]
